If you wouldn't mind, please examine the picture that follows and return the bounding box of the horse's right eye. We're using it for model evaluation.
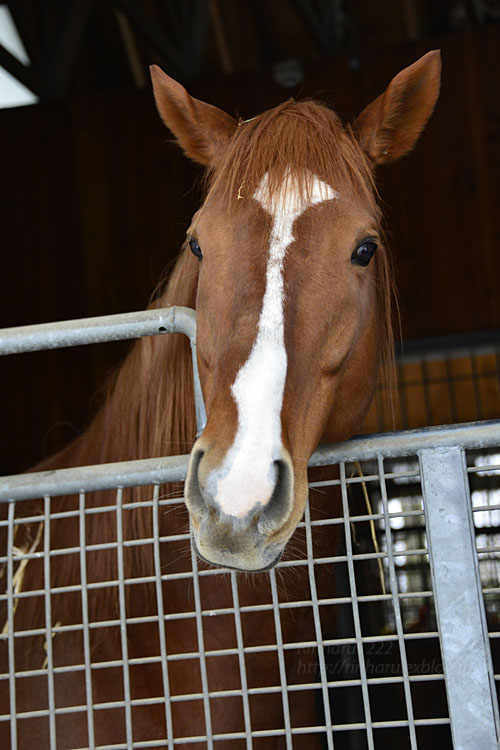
[351,239,377,267]
[189,237,203,260]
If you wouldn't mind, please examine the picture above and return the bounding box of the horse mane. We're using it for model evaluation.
[14,97,396,637]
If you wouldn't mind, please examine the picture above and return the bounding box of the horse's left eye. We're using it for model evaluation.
[189,236,203,260]
[351,239,378,267]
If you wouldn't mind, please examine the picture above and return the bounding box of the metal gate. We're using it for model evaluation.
[1,310,499,749]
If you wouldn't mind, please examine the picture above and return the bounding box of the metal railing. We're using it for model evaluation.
[1,308,499,749]
[368,330,500,433]
[0,307,207,436]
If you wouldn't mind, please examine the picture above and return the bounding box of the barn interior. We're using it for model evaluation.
[1,2,499,748]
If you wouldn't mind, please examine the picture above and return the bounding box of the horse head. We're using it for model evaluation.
[151,52,441,571]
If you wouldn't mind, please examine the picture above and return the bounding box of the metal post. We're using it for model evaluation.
[420,446,500,750]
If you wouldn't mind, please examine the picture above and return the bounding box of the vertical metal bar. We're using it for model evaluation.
[7,502,17,750]
[115,488,133,749]
[303,500,335,750]
[420,446,500,750]
[339,463,374,749]
[230,571,252,749]
[190,537,213,749]
[152,485,174,750]
[269,567,293,749]
[43,495,57,749]
[188,336,207,438]
[377,458,418,749]
[79,491,95,749]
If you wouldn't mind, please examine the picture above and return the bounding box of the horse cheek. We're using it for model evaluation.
[321,336,380,443]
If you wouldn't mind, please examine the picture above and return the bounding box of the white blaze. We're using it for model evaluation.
[209,170,338,518]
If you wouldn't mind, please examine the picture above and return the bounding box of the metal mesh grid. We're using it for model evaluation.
[468,449,500,691]
[2,305,499,748]
[365,341,500,433]
[0,453,463,750]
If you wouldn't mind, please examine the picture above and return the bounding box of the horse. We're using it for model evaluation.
[0,51,440,749]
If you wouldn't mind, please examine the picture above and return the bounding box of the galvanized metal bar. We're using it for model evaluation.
[268,567,293,749]
[309,420,500,466]
[0,307,193,355]
[61,716,451,748]
[0,586,437,620]
[0,544,433,573]
[0,306,207,437]
[3,420,500,503]
[115,489,134,749]
[78,491,96,750]
[229,572,252,749]
[376,457,418,749]
[188,333,207,438]
[7,502,17,750]
[190,537,213,749]
[43,495,57,749]
[420,446,500,750]
[151,485,174,750]
[303,500,335,749]
[0,667,446,692]
[0,454,190,502]
[0,690,451,722]
[338,462,374,749]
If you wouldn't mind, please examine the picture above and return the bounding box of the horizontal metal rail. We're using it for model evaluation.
[0,455,190,502]
[0,307,195,354]
[1,420,499,502]
[0,305,207,438]
[309,419,500,465]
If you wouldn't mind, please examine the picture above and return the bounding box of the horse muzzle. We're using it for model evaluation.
[185,441,295,571]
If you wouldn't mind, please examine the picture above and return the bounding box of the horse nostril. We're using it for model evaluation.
[257,458,294,534]
[185,446,206,516]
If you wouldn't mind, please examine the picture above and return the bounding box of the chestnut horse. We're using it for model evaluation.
[1,52,440,748]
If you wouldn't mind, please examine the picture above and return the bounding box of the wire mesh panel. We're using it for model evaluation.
[2,423,499,749]
[365,336,500,433]
[468,448,500,709]
[1,310,499,748]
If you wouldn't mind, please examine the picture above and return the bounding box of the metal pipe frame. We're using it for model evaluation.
[1,419,499,502]
[0,305,207,437]
[1,309,500,747]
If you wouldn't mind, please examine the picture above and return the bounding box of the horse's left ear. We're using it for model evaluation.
[150,65,238,165]
[354,50,441,165]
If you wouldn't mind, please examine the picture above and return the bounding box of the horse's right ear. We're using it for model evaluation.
[354,50,441,165]
[150,65,237,165]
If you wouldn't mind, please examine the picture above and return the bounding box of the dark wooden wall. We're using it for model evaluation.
[1,26,499,474]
